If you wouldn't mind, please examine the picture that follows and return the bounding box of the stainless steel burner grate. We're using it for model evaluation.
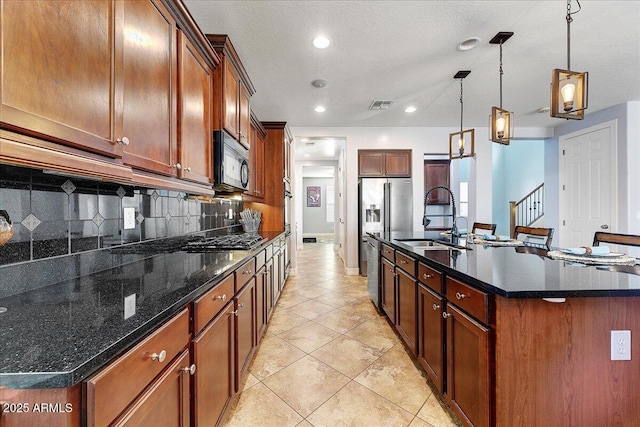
[182,233,265,251]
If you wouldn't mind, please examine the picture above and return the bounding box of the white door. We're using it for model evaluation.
[560,120,617,248]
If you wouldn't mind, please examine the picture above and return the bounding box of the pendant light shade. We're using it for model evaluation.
[489,32,514,145]
[449,70,475,160]
[551,0,588,120]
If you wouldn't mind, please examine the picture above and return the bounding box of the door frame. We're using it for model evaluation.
[558,119,618,247]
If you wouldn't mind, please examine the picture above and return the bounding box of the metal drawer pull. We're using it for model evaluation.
[238,303,245,308]
[399,260,407,264]
[182,364,196,375]
[243,270,253,275]
[432,304,440,310]
[423,273,433,279]
[184,166,192,172]
[455,292,467,300]
[442,312,451,319]
[172,163,182,170]
[232,310,239,316]
[150,350,167,363]
[116,136,130,146]
[215,294,227,302]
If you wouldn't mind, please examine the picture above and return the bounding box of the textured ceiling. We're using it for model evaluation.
[183,0,640,129]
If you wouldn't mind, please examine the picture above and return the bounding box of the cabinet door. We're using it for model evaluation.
[385,151,411,177]
[245,123,257,196]
[119,0,177,175]
[272,251,281,304]
[265,259,274,320]
[235,279,256,389]
[381,258,396,323]
[424,160,451,205]
[418,285,444,392]
[445,304,491,427]
[238,83,251,148]
[177,31,212,184]
[396,269,418,355]
[192,303,235,427]
[255,130,265,198]
[113,350,191,427]
[359,152,385,177]
[255,266,267,341]
[223,62,240,139]
[1,1,118,157]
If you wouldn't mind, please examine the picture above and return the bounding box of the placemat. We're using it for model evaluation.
[547,250,637,265]
[472,238,524,247]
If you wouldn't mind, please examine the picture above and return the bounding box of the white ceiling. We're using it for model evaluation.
[183,1,640,130]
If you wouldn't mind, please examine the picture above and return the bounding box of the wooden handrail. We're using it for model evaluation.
[510,183,544,238]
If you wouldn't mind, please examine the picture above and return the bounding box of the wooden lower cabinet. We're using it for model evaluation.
[265,257,274,320]
[444,303,491,427]
[381,257,396,323]
[112,350,192,426]
[396,268,418,355]
[235,278,256,390]
[192,302,235,427]
[255,265,267,340]
[418,284,444,392]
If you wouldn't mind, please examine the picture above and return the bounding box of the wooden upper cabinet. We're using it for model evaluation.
[358,150,411,177]
[207,35,256,149]
[0,0,119,157]
[244,112,266,199]
[424,160,451,205]
[118,0,177,176]
[177,31,212,185]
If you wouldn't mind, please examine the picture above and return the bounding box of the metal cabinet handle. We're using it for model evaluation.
[432,303,440,310]
[184,166,192,172]
[399,260,407,264]
[442,312,451,319]
[455,292,467,300]
[215,294,227,302]
[238,303,245,308]
[243,270,253,275]
[232,310,239,316]
[173,163,182,170]
[150,350,167,363]
[423,273,433,279]
[182,364,196,375]
[116,136,130,146]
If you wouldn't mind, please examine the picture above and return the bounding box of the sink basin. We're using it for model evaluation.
[396,239,468,251]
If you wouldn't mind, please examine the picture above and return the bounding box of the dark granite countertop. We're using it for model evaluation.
[0,232,285,389]
[372,231,640,298]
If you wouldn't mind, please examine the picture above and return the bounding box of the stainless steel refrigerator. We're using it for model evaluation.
[358,178,413,276]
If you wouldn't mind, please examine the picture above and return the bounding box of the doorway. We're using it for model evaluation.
[301,166,337,245]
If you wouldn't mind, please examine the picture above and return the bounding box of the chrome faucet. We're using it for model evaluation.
[423,186,457,235]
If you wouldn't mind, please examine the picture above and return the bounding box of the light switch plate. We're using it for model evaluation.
[123,207,136,230]
[124,294,136,319]
[611,330,631,361]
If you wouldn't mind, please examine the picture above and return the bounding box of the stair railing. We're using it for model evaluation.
[509,183,544,238]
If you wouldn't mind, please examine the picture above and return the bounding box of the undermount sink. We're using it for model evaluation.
[396,239,468,251]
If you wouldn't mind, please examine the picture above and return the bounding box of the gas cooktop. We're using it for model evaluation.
[182,233,266,251]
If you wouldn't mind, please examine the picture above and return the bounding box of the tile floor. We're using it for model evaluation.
[221,241,460,427]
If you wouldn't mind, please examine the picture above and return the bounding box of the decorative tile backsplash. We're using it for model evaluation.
[0,164,242,267]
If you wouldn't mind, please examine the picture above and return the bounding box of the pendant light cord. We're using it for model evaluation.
[566,0,582,70]
[459,79,464,132]
[499,40,503,109]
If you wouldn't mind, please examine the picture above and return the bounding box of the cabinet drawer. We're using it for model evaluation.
[418,263,443,294]
[235,258,256,292]
[266,243,273,260]
[255,249,266,270]
[446,277,489,324]
[193,274,235,335]
[86,309,189,427]
[395,252,416,276]
[381,244,395,261]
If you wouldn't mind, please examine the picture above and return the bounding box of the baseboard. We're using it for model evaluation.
[344,267,359,276]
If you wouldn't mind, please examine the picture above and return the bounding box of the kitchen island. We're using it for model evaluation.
[0,231,287,426]
[372,231,640,427]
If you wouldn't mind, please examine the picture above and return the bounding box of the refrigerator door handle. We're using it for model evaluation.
[384,182,391,233]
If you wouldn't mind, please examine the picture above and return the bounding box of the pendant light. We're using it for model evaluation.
[489,32,514,145]
[551,0,588,120]
[449,70,475,160]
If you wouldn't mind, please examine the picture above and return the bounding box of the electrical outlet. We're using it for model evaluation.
[611,330,631,361]
[124,294,136,319]
[123,207,136,230]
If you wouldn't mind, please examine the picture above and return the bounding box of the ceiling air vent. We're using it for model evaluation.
[369,100,394,110]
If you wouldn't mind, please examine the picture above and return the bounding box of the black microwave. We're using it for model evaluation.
[213,130,249,192]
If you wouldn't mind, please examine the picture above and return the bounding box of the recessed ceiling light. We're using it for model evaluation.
[300,138,309,142]
[457,37,481,51]
[304,154,310,157]
[313,36,330,49]
[405,106,417,113]
[311,79,329,88]
[314,105,326,113]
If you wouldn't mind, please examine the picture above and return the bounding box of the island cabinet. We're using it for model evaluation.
[85,308,191,427]
[191,274,235,427]
[417,263,445,392]
[443,278,491,427]
[381,257,397,323]
[395,252,418,355]
[207,35,255,149]
[358,150,412,177]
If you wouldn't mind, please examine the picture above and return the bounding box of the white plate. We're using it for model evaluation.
[561,250,624,258]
